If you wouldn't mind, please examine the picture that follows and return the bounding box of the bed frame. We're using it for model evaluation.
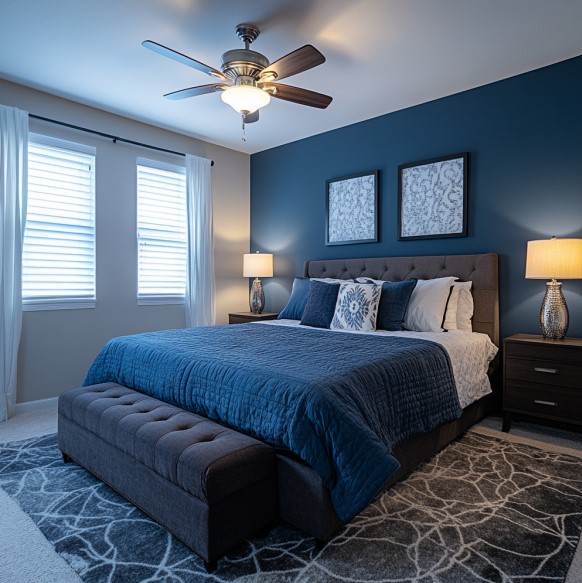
[277,253,500,541]
[64,252,500,549]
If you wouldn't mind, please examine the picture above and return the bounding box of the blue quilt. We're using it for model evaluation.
[84,324,462,521]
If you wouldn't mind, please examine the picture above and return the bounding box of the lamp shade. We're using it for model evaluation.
[243,252,273,278]
[525,237,582,279]
[221,85,271,115]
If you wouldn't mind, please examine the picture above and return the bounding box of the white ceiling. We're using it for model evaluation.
[1,0,581,155]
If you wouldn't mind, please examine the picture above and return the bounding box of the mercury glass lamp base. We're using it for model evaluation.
[540,280,569,340]
[249,278,265,314]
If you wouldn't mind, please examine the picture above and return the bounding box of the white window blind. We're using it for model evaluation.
[137,158,187,304]
[23,134,96,310]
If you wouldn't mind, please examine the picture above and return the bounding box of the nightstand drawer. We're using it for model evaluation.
[505,341,582,365]
[505,357,582,389]
[505,383,582,424]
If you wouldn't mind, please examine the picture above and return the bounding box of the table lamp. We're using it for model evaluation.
[243,251,273,314]
[525,236,582,339]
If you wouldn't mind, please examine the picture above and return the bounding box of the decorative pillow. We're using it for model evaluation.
[300,280,341,329]
[354,277,419,330]
[278,277,311,320]
[377,279,418,331]
[330,282,381,332]
[404,277,457,332]
[455,281,474,331]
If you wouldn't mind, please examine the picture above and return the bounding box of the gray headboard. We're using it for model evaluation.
[303,253,499,346]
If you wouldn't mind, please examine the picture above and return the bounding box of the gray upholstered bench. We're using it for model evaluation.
[58,383,277,571]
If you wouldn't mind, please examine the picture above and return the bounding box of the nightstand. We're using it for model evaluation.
[228,312,279,325]
[503,334,582,432]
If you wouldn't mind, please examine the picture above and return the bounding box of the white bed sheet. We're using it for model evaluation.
[257,319,498,409]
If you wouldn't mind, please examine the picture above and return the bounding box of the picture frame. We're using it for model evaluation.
[326,170,379,246]
[398,152,468,240]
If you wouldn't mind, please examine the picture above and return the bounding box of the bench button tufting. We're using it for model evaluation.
[58,384,278,565]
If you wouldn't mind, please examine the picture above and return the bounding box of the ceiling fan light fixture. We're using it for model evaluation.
[220,85,271,115]
[144,25,332,124]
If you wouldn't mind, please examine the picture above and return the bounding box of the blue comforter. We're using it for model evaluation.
[84,323,461,521]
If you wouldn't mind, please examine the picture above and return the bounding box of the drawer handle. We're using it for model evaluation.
[534,399,558,407]
[534,367,557,374]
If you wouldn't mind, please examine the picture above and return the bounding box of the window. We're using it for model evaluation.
[136,158,187,304]
[23,134,96,310]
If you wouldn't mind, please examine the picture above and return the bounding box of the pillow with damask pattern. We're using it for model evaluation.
[330,282,381,332]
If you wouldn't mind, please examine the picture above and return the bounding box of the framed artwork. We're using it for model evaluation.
[326,170,379,246]
[398,153,468,240]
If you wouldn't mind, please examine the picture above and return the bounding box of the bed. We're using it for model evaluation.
[81,253,500,541]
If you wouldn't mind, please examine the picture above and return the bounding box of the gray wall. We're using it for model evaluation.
[1,80,250,403]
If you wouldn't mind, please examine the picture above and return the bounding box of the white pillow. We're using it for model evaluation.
[442,280,472,330]
[311,277,349,284]
[456,281,474,331]
[331,282,381,332]
[354,277,384,284]
[443,284,460,330]
[404,277,457,332]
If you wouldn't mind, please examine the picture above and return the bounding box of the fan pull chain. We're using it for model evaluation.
[241,116,246,142]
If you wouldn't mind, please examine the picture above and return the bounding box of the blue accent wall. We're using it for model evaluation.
[251,56,582,339]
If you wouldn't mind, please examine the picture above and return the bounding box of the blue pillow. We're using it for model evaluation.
[300,280,341,329]
[377,279,418,331]
[278,277,311,320]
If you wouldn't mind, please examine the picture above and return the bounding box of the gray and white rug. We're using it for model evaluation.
[0,430,581,583]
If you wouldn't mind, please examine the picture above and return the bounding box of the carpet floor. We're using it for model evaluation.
[0,428,581,582]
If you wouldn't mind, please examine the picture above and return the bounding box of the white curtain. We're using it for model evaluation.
[0,105,28,422]
[185,154,215,327]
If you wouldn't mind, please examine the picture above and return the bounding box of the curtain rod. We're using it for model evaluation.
[29,113,214,166]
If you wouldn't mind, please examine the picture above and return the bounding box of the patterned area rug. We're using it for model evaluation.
[0,431,581,583]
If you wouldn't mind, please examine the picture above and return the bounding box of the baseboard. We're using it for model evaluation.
[15,396,58,414]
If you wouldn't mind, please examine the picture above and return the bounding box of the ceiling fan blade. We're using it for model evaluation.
[164,84,229,100]
[244,110,259,124]
[260,45,325,82]
[143,40,227,80]
[265,83,333,109]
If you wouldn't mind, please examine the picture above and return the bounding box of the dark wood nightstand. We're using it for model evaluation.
[503,333,582,432]
[228,312,279,325]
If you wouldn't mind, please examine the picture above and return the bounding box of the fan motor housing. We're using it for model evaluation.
[221,49,269,80]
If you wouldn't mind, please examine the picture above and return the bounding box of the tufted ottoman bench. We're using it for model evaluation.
[58,383,278,571]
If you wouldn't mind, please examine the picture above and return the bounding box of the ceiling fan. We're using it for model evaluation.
[143,24,332,124]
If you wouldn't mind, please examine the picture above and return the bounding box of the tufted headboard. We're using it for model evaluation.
[303,253,499,346]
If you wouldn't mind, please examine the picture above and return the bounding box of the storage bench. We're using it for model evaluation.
[58,383,278,571]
